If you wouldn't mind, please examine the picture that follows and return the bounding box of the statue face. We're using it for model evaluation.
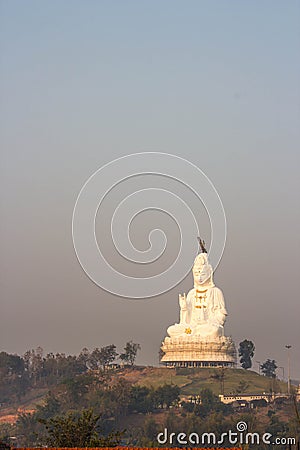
[193,257,212,285]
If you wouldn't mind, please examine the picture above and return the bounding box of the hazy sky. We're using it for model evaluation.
[1,1,299,378]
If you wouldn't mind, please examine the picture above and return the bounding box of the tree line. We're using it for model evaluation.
[0,341,140,405]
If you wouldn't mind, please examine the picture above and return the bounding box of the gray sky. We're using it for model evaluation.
[0,1,299,379]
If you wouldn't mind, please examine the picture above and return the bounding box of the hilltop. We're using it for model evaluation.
[123,366,288,397]
[0,365,289,423]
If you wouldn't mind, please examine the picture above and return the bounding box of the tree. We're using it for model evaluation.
[198,388,223,414]
[129,386,154,413]
[261,359,277,378]
[36,392,61,420]
[0,352,28,402]
[182,388,232,418]
[22,347,44,385]
[98,345,118,369]
[63,375,90,405]
[16,412,41,446]
[143,417,159,442]
[0,423,14,445]
[119,341,141,366]
[266,412,287,437]
[0,352,24,376]
[152,384,180,409]
[238,339,255,369]
[78,347,91,369]
[39,408,123,447]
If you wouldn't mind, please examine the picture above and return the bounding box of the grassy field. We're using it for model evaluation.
[132,366,288,397]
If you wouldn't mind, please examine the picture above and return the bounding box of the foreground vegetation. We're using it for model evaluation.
[0,348,299,448]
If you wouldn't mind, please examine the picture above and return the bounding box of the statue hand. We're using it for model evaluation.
[179,294,187,310]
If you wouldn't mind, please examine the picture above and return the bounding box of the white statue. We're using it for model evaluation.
[167,251,227,340]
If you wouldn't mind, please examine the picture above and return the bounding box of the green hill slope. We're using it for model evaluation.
[132,366,288,397]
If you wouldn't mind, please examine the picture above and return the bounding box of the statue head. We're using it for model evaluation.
[192,252,214,287]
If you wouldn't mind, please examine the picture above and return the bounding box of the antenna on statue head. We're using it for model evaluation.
[197,237,207,253]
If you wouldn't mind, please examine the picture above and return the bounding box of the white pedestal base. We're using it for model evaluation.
[161,335,236,367]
